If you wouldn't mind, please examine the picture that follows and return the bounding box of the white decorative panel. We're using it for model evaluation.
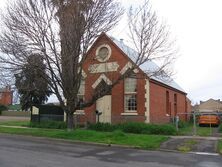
[92,74,112,89]
[89,62,119,73]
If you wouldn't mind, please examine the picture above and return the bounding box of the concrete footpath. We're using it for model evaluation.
[160,136,222,154]
[0,116,30,122]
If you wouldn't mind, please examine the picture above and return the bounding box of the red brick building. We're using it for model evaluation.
[77,33,191,124]
[0,86,13,106]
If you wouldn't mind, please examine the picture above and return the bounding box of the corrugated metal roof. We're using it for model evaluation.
[110,36,185,93]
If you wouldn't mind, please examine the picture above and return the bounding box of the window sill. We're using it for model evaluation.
[121,112,138,116]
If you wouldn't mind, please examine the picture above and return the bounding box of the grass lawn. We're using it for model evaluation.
[0,121,30,126]
[178,124,217,136]
[0,125,168,150]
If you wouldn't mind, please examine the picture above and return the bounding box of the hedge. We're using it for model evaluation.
[219,124,222,133]
[0,105,8,115]
[29,121,67,129]
[88,122,176,135]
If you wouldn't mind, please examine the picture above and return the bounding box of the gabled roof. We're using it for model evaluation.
[200,98,222,105]
[108,35,185,93]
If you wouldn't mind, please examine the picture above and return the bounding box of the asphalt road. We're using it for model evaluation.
[0,134,222,167]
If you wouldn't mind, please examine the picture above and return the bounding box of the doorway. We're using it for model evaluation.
[96,95,111,123]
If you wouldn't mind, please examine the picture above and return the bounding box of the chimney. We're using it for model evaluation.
[120,39,124,43]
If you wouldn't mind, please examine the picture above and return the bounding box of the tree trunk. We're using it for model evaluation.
[67,112,74,131]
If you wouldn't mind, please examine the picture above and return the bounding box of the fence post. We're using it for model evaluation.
[193,113,197,136]
[175,115,179,132]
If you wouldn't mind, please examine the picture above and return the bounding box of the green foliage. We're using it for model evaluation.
[88,122,117,132]
[29,121,67,129]
[218,124,222,133]
[0,104,7,115]
[178,121,190,128]
[7,104,21,111]
[0,127,168,150]
[0,121,29,126]
[88,122,177,135]
[15,54,51,110]
[178,123,216,136]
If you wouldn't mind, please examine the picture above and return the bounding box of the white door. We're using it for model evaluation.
[96,95,111,123]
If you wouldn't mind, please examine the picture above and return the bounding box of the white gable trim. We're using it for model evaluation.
[82,70,87,79]
[120,62,139,75]
[92,74,112,89]
[120,62,132,75]
[78,68,87,79]
[145,79,150,123]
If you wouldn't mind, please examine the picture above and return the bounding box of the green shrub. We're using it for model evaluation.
[218,124,222,133]
[29,121,67,129]
[88,122,117,132]
[119,122,176,135]
[119,122,147,134]
[0,105,8,115]
[178,121,190,128]
[88,122,177,135]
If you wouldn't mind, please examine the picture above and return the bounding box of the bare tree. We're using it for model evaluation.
[0,0,123,129]
[127,0,176,79]
[0,0,176,130]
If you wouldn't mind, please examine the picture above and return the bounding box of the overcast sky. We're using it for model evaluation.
[113,0,222,104]
[0,0,222,104]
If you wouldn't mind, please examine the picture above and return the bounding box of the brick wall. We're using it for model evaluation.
[80,33,191,124]
[0,89,13,106]
[149,80,189,124]
[83,34,146,124]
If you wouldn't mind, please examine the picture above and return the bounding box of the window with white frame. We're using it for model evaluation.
[77,80,85,110]
[124,77,137,112]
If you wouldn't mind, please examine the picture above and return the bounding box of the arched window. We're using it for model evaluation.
[166,91,170,115]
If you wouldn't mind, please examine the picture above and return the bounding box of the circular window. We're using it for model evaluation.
[96,44,111,62]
